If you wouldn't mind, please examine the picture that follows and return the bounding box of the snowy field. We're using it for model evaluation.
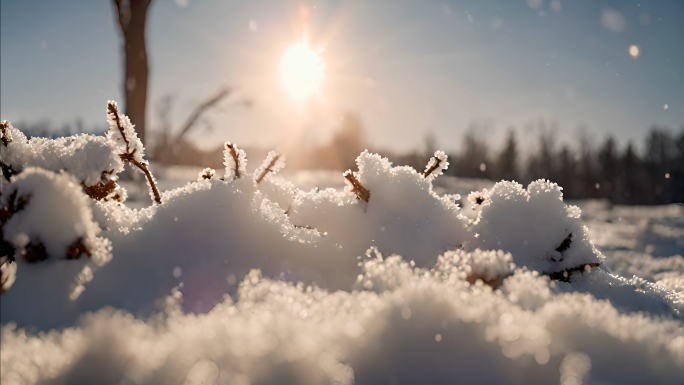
[1,108,684,384]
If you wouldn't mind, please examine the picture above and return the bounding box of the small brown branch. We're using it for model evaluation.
[343,170,370,202]
[422,155,442,178]
[107,101,130,154]
[120,154,162,204]
[109,101,160,204]
[225,141,241,179]
[256,153,281,184]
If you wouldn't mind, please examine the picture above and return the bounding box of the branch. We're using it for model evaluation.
[175,88,231,143]
[107,101,130,154]
[343,170,370,202]
[255,153,282,184]
[422,155,442,178]
[108,101,161,204]
[120,153,162,204]
[225,142,241,179]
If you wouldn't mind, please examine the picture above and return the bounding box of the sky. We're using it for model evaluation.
[1,0,683,154]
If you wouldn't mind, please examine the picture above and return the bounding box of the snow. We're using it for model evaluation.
[1,122,123,187]
[2,104,684,384]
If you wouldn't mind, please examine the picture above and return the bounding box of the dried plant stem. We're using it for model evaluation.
[256,153,281,184]
[225,142,241,179]
[422,155,442,178]
[343,171,370,202]
[121,154,162,204]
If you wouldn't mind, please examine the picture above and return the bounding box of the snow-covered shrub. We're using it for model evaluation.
[468,180,602,276]
[1,120,123,189]
[288,151,469,266]
[0,168,113,321]
[1,168,104,262]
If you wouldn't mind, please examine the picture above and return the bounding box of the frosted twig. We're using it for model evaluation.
[224,142,243,180]
[343,170,370,202]
[199,168,215,180]
[107,101,161,204]
[255,152,284,184]
[107,102,130,154]
[422,151,448,179]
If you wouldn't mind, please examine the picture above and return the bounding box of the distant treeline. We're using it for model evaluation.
[390,127,684,205]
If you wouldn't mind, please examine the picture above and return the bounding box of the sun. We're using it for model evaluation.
[279,42,324,100]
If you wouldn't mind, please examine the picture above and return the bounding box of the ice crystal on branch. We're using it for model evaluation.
[223,141,247,180]
[106,100,146,163]
[198,168,215,181]
[106,101,161,204]
[255,151,285,184]
[422,150,449,179]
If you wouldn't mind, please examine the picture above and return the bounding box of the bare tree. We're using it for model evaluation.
[112,0,153,144]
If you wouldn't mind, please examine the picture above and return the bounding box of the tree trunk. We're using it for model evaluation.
[112,0,152,144]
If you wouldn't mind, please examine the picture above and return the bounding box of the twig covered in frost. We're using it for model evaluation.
[422,150,449,179]
[0,120,10,147]
[343,170,370,202]
[255,151,285,184]
[223,141,246,180]
[106,101,161,204]
[199,168,215,180]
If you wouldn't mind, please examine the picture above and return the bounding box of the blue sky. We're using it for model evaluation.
[1,0,682,153]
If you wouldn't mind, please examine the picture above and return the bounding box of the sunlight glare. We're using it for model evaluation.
[280,42,324,100]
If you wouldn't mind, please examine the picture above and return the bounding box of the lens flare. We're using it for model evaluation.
[629,44,640,58]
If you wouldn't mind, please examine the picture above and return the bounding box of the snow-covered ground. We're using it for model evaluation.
[2,110,684,384]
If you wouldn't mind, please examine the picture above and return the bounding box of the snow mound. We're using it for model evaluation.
[2,256,684,385]
[469,179,602,274]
